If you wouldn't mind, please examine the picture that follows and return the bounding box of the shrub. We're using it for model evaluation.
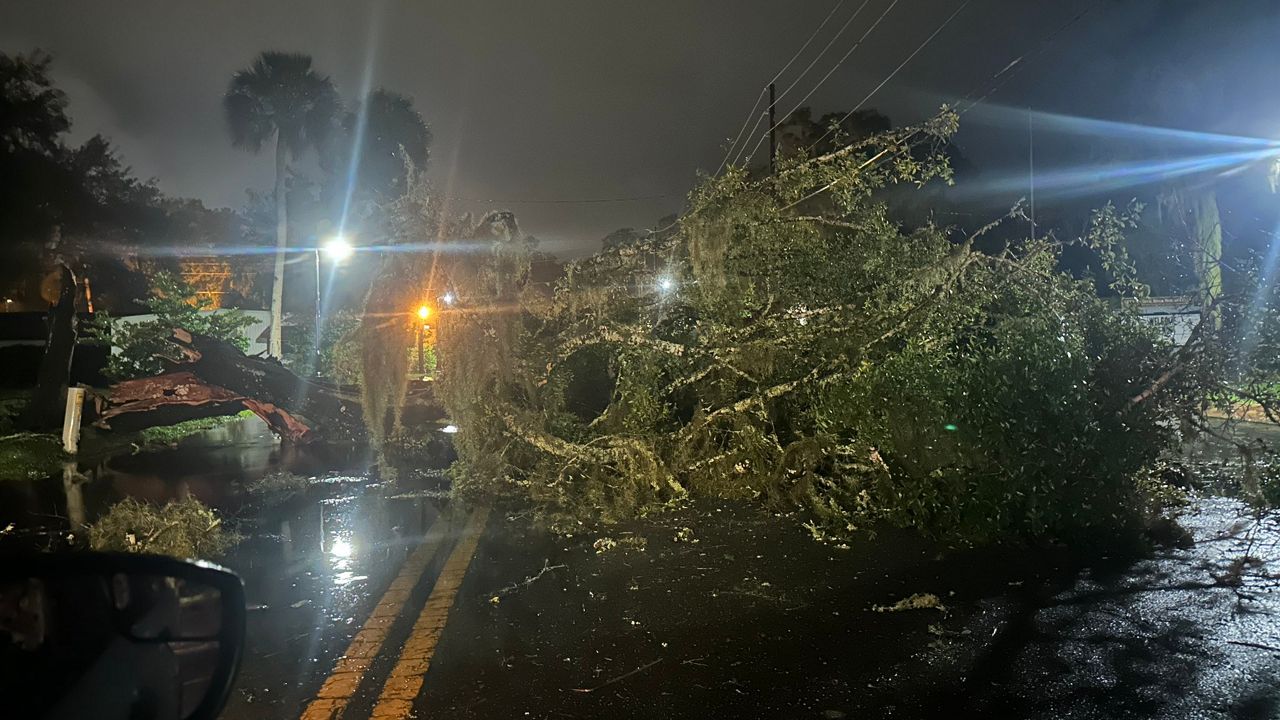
[87,497,236,559]
[0,433,66,481]
[86,272,254,380]
[433,111,1211,544]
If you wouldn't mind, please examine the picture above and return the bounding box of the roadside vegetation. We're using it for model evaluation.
[85,272,255,381]
[0,433,66,482]
[87,496,237,559]
[137,410,255,447]
[404,110,1280,546]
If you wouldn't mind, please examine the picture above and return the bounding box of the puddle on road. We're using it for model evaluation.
[0,415,455,718]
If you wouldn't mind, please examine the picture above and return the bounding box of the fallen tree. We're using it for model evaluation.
[93,328,445,442]
[429,110,1228,543]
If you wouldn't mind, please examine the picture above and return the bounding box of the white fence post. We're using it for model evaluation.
[62,386,85,454]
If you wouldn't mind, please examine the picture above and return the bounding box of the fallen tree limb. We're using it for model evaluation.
[95,330,446,443]
[95,371,314,442]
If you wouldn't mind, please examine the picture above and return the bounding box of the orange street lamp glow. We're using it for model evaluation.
[417,305,430,320]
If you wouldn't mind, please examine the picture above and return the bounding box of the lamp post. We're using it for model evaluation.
[315,236,354,373]
[416,305,430,375]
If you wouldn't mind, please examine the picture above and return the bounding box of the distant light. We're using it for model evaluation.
[658,276,675,293]
[417,305,431,320]
[323,236,354,262]
[440,424,458,434]
[330,538,353,559]
[943,423,958,432]
[442,292,456,306]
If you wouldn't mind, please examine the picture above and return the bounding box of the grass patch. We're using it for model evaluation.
[0,433,67,481]
[87,497,237,559]
[242,471,309,508]
[138,409,254,447]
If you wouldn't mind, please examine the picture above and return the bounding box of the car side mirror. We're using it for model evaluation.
[0,552,246,720]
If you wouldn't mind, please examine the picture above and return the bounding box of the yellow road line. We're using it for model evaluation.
[369,507,491,720]
[300,513,457,720]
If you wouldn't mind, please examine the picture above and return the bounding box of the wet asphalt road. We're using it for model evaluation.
[7,417,1280,718]
[222,493,1280,720]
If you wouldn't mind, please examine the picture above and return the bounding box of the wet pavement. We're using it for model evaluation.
[7,416,1280,718]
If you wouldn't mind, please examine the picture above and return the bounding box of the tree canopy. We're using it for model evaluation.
[417,109,1275,544]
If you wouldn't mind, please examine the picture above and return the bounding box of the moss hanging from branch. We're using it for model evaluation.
[433,108,1256,543]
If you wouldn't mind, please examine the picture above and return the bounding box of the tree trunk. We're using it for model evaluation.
[1189,189,1223,330]
[269,131,288,358]
[20,264,78,430]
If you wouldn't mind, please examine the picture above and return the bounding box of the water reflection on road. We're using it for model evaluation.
[0,415,452,718]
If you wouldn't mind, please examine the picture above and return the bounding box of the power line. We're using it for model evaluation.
[731,0,877,169]
[651,0,1107,241]
[739,0,899,167]
[805,0,972,154]
[783,1,1104,211]
[729,0,875,170]
[446,193,675,205]
[957,1,1101,113]
[714,0,850,177]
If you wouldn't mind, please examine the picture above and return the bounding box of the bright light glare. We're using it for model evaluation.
[441,424,459,434]
[330,538,354,559]
[442,292,456,305]
[417,305,431,320]
[323,236,354,262]
[658,277,675,292]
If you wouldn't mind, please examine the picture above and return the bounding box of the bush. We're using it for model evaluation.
[283,309,364,382]
[434,111,1202,544]
[242,471,308,507]
[86,272,254,381]
[87,497,236,559]
[138,410,254,447]
[0,433,66,481]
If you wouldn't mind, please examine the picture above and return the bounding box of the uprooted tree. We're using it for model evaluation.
[412,107,1280,543]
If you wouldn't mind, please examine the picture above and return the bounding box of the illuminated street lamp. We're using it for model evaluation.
[314,235,355,373]
[416,304,432,375]
[322,235,354,262]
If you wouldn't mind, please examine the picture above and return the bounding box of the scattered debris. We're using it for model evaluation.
[491,559,567,599]
[674,527,697,543]
[593,535,647,554]
[571,658,663,693]
[873,592,947,613]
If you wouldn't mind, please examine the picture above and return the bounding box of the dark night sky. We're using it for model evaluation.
[5,1,1280,255]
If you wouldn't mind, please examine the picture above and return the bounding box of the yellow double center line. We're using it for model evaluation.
[299,507,489,720]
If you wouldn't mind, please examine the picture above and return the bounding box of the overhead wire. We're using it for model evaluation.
[738,0,898,168]
[804,0,973,154]
[445,193,674,205]
[651,0,1106,239]
[713,0,850,177]
[727,0,875,167]
[784,0,1102,210]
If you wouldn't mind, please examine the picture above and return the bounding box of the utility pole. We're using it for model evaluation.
[768,82,777,175]
[1028,108,1036,241]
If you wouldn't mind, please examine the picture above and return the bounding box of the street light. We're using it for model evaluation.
[416,304,432,375]
[314,235,354,374]
[323,235,354,262]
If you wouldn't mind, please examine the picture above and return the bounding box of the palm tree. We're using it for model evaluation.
[224,52,339,358]
[348,89,432,201]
